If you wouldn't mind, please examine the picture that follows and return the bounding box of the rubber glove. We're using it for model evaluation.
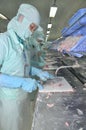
[0,74,43,92]
[31,67,54,81]
[22,78,43,92]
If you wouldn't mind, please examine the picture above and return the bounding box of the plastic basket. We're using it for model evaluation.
[62,36,86,57]
[70,35,86,52]
[68,8,86,26]
[62,16,86,37]
[71,26,86,36]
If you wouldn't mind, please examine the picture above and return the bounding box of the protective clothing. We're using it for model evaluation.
[0,3,41,130]
[29,28,46,67]
[0,74,43,92]
[29,37,41,52]
[31,67,54,81]
[17,4,40,25]
[32,28,44,42]
[7,4,40,40]
[31,55,46,68]
[0,30,32,130]
[28,27,44,51]
[22,78,43,92]
[0,74,23,89]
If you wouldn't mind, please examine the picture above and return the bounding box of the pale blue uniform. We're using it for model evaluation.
[0,30,31,130]
[29,30,46,67]
[0,3,41,130]
[0,4,54,130]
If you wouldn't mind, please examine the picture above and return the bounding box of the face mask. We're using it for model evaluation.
[21,17,33,39]
[24,27,32,39]
[8,17,33,40]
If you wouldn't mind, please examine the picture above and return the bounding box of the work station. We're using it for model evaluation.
[0,0,86,130]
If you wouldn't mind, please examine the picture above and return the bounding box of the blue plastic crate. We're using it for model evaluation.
[61,27,68,34]
[68,8,86,26]
[71,26,86,36]
[62,16,86,37]
[70,35,86,53]
[61,25,80,37]
[70,16,86,29]
[61,27,69,37]
[62,36,86,57]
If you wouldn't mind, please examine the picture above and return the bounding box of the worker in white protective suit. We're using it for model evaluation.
[29,27,46,68]
[0,3,54,130]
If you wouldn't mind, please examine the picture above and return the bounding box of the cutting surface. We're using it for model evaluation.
[39,77,73,92]
[32,92,86,130]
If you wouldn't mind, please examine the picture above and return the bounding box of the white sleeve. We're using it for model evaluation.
[0,38,7,65]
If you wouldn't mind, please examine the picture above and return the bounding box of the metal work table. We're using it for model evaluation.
[32,91,86,130]
[31,72,86,130]
[31,51,86,130]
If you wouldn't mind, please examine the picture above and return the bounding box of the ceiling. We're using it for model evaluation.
[0,0,86,41]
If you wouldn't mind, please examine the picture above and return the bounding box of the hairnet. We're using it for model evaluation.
[7,3,41,40]
[17,4,40,25]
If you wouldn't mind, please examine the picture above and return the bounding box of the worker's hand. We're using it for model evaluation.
[37,71,54,81]
[31,67,54,81]
[0,74,43,92]
[22,78,43,92]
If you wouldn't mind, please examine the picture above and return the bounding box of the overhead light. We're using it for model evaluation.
[0,13,8,20]
[47,17,52,28]
[46,37,48,41]
[49,0,58,17]
[47,30,50,34]
[46,35,49,41]
[46,34,49,37]
[47,23,52,28]
[49,6,58,17]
